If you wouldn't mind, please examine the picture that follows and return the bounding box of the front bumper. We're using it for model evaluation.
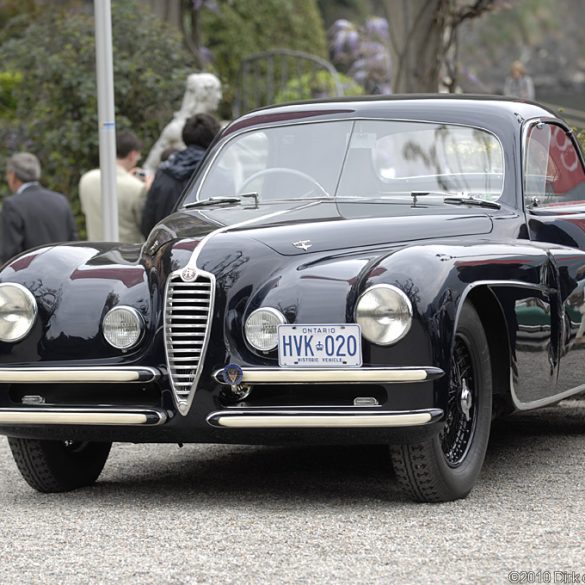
[0,365,444,433]
[0,408,166,426]
[0,366,159,384]
[207,409,443,428]
[213,366,444,385]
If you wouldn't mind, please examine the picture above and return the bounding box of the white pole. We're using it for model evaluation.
[94,0,118,241]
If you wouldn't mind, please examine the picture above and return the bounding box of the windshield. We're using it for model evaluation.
[187,120,504,205]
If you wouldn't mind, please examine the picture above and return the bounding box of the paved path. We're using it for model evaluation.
[1,401,585,585]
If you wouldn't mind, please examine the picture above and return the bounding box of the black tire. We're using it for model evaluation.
[7,437,112,493]
[391,302,492,502]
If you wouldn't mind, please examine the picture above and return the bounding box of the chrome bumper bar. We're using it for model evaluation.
[0,407,167,426]
[213,366,443,385]
[0,367,159,384]
[207,408,443,429]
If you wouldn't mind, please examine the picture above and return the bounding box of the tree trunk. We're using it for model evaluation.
[384,0,445,93]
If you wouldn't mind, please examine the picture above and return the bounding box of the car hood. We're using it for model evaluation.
[161,200,494,256]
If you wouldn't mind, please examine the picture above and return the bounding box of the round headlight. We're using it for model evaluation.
[245,307,286,352]
[103,306,144,350]
[0,283,37,342]
[356,284,412,346]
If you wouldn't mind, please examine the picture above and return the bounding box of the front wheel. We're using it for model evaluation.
[391,302,492,502]
[8,437,112,493]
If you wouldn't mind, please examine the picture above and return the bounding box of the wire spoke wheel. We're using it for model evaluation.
[440,336,477,466]
[390,302,492,502]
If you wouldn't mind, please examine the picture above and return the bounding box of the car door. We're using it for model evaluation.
[524,120,585,398]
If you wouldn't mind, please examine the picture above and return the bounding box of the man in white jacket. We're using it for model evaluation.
[79,130,151,243]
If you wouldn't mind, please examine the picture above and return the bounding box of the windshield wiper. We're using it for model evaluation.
[443,195,501,209]
[409,191,501,209]
[184,196,241,209]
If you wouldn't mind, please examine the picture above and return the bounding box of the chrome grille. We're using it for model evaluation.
[164,273,214,412]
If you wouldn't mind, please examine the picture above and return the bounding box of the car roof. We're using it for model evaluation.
[223,94,562,139]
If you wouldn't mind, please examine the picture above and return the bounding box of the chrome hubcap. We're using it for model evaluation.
[460,379,472,422]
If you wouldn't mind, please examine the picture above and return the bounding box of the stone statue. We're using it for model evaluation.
[144,73,222,172]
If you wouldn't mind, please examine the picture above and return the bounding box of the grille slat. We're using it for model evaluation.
[164,273,214,411]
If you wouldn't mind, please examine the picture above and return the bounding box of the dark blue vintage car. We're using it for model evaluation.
[1,95,585,502]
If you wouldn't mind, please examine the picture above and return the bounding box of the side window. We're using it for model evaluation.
[524,123,585,207]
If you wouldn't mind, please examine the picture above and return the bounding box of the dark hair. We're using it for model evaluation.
[116,130,142,158]
[182,113,221,148]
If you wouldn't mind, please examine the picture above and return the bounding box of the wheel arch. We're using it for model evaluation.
[464,285,514,416]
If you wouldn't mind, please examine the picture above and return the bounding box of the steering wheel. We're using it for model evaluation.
[237,167,330,198]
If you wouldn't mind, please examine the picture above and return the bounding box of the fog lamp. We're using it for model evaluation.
[245,308,286,352]
[103,306,144,350]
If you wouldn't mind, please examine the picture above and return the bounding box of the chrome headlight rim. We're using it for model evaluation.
[244,307,287,352]
[102,305,145,351]
[0,282,38,343]
[355,284,413,346]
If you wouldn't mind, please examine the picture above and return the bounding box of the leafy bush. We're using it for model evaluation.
[0,70,23,117]
[0,0,194,236]
[199,0,327,114]
[274,70,364,104]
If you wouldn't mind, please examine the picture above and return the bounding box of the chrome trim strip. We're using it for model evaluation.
[213,367,443,385]
[0,408,167,426]
[509,370,585,411]
[207,409,442,428]
[0,366,159,384]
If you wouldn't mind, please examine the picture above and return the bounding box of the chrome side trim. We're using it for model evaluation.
[509,370,585,411]
[207,408,443,428]
[0,408,167,426]
[0,366,159,384]
[213,367,443,385]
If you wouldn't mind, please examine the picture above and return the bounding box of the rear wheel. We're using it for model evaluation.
[8,437,112,493]
[391,302,492,502]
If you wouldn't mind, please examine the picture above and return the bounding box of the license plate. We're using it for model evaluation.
[278,324,362,367]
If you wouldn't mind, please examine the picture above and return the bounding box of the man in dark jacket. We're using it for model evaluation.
[2,152,77,263]
[141,113,220,238]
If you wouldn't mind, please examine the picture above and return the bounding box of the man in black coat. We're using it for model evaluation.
[141,113,220,238]
[2,152,77,262]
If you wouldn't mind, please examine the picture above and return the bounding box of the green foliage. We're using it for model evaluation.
[0,0,193,235]
[0,71,23,117]
[274,70,363,104]
[200,0,327,113]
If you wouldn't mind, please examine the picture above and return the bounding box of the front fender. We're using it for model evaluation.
[0,243,152,362]
[366,240,558,398]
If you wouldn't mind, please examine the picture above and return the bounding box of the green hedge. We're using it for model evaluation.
[0,0,193,237]
[274,70,363,103]
[200,0,327,113]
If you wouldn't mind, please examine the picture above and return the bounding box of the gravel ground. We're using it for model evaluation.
[1,402,585,585]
